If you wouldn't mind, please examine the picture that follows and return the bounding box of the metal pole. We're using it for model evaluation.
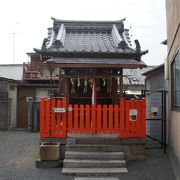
[163,90,167,153]
[49,71,52,138]
[33,109,38,132]
[161,90,164,149]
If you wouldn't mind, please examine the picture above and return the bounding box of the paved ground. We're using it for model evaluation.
[0,130,177,180]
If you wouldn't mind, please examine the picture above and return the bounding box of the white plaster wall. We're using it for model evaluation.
[170,111,180,161]
[166,0,180,178]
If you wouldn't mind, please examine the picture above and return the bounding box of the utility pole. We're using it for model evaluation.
[10,23,19,64]
[12,30,16,64]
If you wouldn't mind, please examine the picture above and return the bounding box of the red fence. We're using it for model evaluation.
[40,98,146,138]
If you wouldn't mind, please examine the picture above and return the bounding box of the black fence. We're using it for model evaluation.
[142,90,167,153]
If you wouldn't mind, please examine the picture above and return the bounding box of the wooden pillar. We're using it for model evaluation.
[92,68,97,105]
[119,68,123,97]
[92,78,97,105]
[64,77,69,105]
[112,77,117,105]
[58,68,65,97]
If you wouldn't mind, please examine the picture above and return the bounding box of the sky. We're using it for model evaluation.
[0,0,167,66]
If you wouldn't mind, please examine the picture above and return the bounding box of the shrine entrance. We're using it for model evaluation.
[58,67,124,107]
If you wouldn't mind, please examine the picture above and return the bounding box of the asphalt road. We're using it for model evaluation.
[0,131,177,180]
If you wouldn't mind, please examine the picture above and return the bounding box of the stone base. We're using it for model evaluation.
[40,142,60,161]
[36,159,63,168]
[125,144,145,160]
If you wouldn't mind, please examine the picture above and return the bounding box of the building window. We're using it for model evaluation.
[171,51,180,108]
[35,88,58,102]
[36,88,50,102]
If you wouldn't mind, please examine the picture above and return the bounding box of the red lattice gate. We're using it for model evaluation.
[40,98,146,138]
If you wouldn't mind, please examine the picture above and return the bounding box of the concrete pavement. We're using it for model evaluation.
[0,131,176,180]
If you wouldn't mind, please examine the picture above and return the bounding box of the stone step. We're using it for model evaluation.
[62,168,128,175]
[74,178,119,180]
[66,144,124,152]
[65,151,125,160]
[63,159,126,168]
[67,133,119,138]
[75,137,145,145]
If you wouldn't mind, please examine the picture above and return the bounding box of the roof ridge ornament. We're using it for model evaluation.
[46,29,55,49]
[51,17,56,21]
[134,39,141,53]
[41,38,48,50]
[111,24,126,49]
[55,24,66,47]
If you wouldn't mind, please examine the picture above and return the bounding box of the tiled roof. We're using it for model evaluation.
[34,18,148,59]
[46,28,135,54]
[123,66,155,85]
[0,64,23,80]
[142,63,164,75]
[48,57,146,68]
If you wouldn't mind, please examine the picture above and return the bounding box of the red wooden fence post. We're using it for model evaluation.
[68,104,73,134]
[97,105,102,133]
[51,98,56,137]
[114,105,119,133]
[120,98,126,138]
[125,99,130,138]
[45,99,50,137]
[80,105,85,133]
[109,105,113,134]
[62,98,67,138]
[103,105,107,133]
[56,99,61,137]
[92,105,96,134]
[40,97,45,138]
[86,105,90,134]
[74,105,79,133]
[129,99,136,137]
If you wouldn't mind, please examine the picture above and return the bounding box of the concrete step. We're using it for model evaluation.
[63,159,126,168]
[65,151,125,160]
[67,133,119,138]
[66,144,124,152]
[62,167,128,175]
[75,137,145,145]
[74,178,119,180]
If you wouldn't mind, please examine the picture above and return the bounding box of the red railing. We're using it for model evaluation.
[40,98,146,138]
[40,97,67,138]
